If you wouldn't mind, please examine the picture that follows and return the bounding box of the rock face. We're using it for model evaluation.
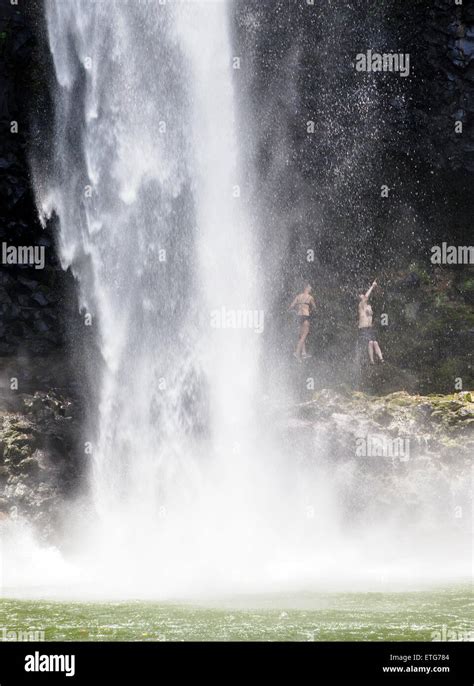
[234,0,474,393]
[423,0,474,173]
[286,388,472,527]
[0,389,83,539]
[0,1,76,357]
[0,3,85,537]
[292,388,474,459]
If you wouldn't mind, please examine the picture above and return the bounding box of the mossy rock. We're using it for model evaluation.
[454,406,474,419]
[459,391,473,403]
[383,392,416,407]
[301,389,474,450]
[437,436,466,450]
[433,400,464,412]
[2,429,35,462]
[16,457,40,476]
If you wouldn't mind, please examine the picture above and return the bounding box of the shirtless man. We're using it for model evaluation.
[289,284,316,360]
[358,280,384,364]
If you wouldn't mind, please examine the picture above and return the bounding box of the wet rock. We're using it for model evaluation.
[0,387,83,538]
[0,286,13,304]
[292,388,474,464]
[17,276,40,290]
[31,291,49,306]
[396,272,421,289]
[17,456,40,476]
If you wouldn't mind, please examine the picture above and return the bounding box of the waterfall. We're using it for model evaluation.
[13,0,467,599]
[32,0,290,595]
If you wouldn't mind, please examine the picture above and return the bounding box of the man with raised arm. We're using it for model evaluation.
[358,280,384,364]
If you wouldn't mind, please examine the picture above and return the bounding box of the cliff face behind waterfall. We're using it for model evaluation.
[234,0,474,392]
[0,0,86,536]
[0,0,472,535]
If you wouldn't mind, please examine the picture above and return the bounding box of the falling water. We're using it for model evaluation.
[5,0,467,599]
[30,0,301,595]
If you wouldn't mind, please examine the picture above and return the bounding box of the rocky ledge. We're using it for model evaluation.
[0,388,83,539]
[290,388,474,462]
[285,388,472,525]
[0,385,472,538]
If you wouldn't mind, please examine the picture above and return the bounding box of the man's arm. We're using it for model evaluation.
[364,280,377,300]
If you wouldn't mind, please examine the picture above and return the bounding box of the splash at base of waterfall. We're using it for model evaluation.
[2,506,470,601]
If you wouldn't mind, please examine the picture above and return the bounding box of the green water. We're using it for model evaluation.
[0,587,471,641]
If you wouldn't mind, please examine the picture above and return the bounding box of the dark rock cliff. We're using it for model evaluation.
[233,0,473,392]
[0,0,74,358]
[0,0,84,533]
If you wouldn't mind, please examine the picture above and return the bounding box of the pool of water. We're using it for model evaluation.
[0,586,471,641]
